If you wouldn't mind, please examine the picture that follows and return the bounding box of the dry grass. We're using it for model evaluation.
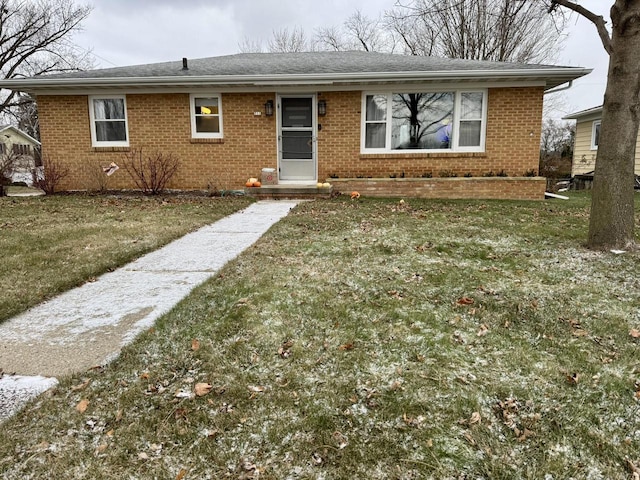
[0,194,252,323]
[1,193,640,479]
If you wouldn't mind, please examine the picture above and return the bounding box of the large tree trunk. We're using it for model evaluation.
[587,1,640,249]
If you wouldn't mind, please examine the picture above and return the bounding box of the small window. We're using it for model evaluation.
[591,120,600,150]
[12,144,31,155]
[89,95,129,147]
[190,94,223,138]
[364,95,387,149]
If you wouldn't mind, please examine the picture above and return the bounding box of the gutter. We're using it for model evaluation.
[544,80,573,95]
[0,67,592,92]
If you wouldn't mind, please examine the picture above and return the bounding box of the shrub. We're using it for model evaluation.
[438,170,457,178]
[31,156,69,194]
[121,148,180,195]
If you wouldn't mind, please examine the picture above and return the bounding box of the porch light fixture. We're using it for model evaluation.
[264,100,274,116]
[318,99,327,116]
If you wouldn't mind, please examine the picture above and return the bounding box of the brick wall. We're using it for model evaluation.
[37,86,543,194]
[329,177,546,201]
[37,93,277,191]
[317,87,543,180]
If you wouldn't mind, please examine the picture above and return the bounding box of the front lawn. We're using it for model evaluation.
[0,194,252,323]
[1,193,639,479]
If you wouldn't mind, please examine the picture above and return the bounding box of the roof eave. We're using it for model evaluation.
[0,67,592,92]
[563,105,603,120]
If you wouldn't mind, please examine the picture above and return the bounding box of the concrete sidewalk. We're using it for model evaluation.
[0,200,299,421]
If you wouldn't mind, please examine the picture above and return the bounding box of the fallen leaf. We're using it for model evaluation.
[572,329,589,337]
[426,439,433,448]
[176,469,187,480]
[94,444,108,455]
[278,340,293,358]
[138,452,149,460]
[71,379,91,392]
[630,329,640,339]
[248,385,266,393]
[456,297,474,306]
[115,409,123,422]
[333,431,348,449]
[191,339,200,351]
[477,324,489,337]
[140,372,149,380]
[518,428,535,442]
[566,372,580,385]
[338,342,355,351]
[174,389,193,399]
[469,411,482,425]
[312,452,323,465]
[194,383,212,397]
[106,429,115,437]
[76,399,89,414]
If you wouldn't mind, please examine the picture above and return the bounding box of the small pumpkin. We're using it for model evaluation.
[322,182,331,188]
[317,183,324,188]
[246,181,253,187]
[253,181,262,187]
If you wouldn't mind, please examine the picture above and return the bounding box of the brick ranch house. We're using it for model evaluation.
[0,51,590,199]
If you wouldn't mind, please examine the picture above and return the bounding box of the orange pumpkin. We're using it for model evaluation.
[253,181,262,187]
[246,181,253,187]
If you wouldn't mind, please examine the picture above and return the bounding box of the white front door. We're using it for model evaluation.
[278,95,317,182]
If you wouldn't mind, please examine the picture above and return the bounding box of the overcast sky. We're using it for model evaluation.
[72,0,611,118]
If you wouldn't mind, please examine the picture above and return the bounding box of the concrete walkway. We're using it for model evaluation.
[0,200,299,421]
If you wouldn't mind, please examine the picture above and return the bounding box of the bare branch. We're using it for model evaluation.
[549,0,612,54]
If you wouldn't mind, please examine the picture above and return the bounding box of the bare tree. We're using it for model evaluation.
[6,93,39,140]
[0,0,93,116]
[545,0,640,249]
[238,37,264,54]
[539,119,574,190]
[268,27,311,53]
[387,0,563,63]
[315,10,397,52]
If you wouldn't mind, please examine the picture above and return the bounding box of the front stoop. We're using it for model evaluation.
[244,185,333,200]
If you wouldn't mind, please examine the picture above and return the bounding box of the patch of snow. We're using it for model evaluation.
[0,374,58,422]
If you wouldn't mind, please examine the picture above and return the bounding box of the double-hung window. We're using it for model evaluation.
[190,94,223,138]
[89,95,129,147]
[591,120,600,150]
[362,90,486,152]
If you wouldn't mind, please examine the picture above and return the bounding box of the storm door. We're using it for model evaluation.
[278,95,317,182]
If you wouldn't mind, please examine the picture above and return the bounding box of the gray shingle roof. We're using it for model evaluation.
[0,51,591,92]
[40,51,569,79]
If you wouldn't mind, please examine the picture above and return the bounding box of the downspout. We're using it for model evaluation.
[544,80,573,95]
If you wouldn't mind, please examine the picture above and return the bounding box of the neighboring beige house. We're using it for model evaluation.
[0,125,41,184]
[564,106,640,177]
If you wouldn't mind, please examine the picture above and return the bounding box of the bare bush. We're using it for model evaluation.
[31,155,70,194]
[121,148,180,195]
[0,150,19,185]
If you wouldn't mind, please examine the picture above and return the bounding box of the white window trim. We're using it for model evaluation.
[360,89,487,154]
[88,95,129,147]
[591,120,601,150]
[190,93,223,139]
